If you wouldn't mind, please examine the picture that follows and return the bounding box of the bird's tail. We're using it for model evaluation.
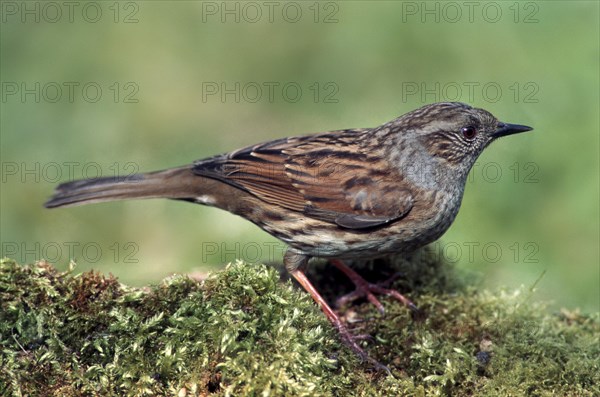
[44,166,198,208]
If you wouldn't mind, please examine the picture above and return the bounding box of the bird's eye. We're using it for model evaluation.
[461,126,478,140]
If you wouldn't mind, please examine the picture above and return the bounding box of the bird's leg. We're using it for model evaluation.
[330,259,418,314]
[284,250,390,373]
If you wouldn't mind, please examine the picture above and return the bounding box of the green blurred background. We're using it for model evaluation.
[1,1,598,313]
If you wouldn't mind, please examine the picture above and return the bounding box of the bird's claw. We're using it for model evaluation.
[331,260,418,314]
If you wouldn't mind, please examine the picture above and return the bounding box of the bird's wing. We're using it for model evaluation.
[192,129,413,229]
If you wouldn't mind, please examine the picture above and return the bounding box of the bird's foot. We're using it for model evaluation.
[289,267,391,374]
[335,321,392,375]
[330,259,418,314]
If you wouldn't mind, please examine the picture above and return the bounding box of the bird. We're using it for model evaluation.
[45,102,532,370]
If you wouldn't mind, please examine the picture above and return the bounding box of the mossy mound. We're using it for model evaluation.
[1,253,598,396]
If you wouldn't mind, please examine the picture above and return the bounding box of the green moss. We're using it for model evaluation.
[1,252,598,396]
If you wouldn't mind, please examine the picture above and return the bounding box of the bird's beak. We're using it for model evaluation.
[493,122,533,138]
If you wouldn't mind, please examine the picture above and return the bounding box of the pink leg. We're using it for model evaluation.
[330,259,417,314]
[289,268,390,373]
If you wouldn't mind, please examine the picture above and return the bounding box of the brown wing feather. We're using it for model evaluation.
[192,129,413,229]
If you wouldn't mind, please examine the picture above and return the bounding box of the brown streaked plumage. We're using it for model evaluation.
[45,102,533,370]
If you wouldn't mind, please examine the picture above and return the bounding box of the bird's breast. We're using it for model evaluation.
[252,186,464,259]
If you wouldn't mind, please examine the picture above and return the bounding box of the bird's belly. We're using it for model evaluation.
[283,221,450,259]
[261,190,463,259]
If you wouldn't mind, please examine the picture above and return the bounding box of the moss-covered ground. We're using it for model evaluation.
[1,250,598,396]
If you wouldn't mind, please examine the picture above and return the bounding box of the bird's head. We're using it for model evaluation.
[380,102,532,189]
[396,102,532,175]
